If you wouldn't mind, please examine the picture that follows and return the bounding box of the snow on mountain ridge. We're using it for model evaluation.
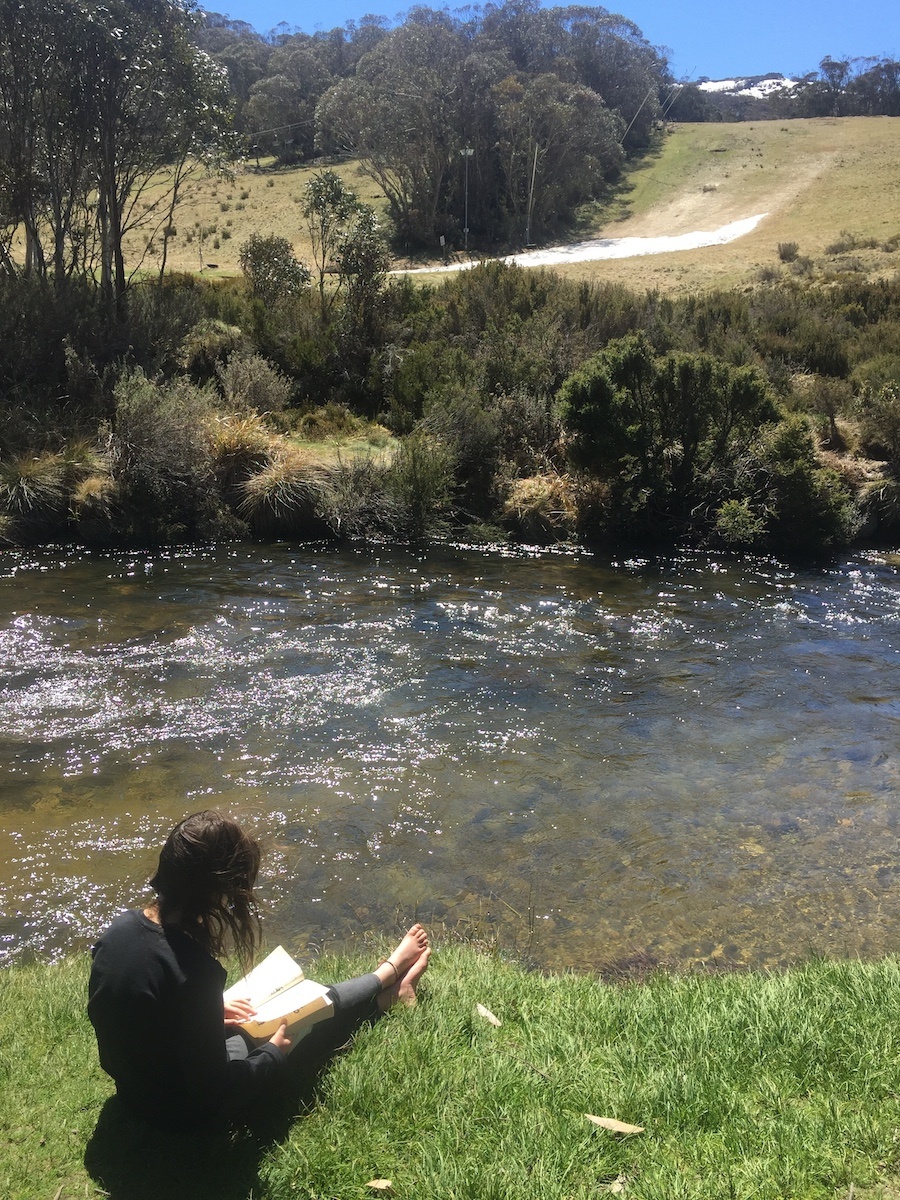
[697,75,799,99]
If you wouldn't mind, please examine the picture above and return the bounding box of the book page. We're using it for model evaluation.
[251,977,331,1024]
[242,984,334,1040]
[224,945,304,1009]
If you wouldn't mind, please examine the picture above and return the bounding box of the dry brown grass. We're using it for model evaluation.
[501,471,577,542]
[237,445,332,537]
[16,119,898,297]
[552,117,900,294]
[394,117,900,295]
[121,157,388,279]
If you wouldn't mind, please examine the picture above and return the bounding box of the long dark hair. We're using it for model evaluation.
[149,810,261,970]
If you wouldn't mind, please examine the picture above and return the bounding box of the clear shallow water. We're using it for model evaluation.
[2,543,900,971]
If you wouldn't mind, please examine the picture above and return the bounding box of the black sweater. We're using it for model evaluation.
[88,910,286,1129]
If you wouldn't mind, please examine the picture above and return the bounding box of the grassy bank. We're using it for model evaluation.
[108,119,900,296]
[4,949,900,1199]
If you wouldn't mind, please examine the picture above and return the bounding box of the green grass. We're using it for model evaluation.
[5,949,900,1199]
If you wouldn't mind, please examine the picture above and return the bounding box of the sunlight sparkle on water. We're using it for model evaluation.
[3,545,900,970]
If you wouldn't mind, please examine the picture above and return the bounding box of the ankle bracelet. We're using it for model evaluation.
[379,957,399,987]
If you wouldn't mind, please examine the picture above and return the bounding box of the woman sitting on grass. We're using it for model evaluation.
[87,809,430,1131]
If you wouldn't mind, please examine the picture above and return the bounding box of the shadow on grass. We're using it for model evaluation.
[84,1008,375,1199]
[572,136,669,235]
[84,1098,270,1200]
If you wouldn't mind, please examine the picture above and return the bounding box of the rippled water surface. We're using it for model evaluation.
[2,543,900,971]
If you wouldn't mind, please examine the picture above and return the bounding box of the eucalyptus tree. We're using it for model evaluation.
[847,57,900,116]
[0,0,235,306]
[85,0,236,307]
[0,0,96,280]
[245,36,333,160]
[492,72,623,241]
[313,1,666,248]
[315,12,471,246]
[476,0,667,147]
[300,169,360,313]
[552,7,667,148]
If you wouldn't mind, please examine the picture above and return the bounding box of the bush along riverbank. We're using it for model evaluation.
[4,948,900,1199]
[4,265,900,556]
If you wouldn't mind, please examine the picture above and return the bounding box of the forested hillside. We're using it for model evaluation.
[2,0,900,560]
[197,1,670,248]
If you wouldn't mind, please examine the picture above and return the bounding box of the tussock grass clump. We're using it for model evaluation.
[207,412,275,499]
[501,472,577,543]
[0,451,67,538]
[238,449,331,538]
[59,437,109,487]
[70,473,119,543]
[7,951,900,1200]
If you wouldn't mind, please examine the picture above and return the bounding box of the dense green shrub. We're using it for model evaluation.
[749,417,853,551]
[558,333,778,541]
[714,498,768,550]
[386,432,455,539]
[495,389,561,473]
[127,279,206,377]
[421,386,502,516]
[803,375,853,445]
[296,403,373,441]
[855,384,900,465]
[178,319,249,378]
[238,233,311,306]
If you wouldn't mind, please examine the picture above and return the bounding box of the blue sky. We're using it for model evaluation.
[208,0,897,81]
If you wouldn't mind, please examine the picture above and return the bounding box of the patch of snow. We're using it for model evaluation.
[742,78,799,99]
[699,79,740,93]
[396,214,769,276]
[698,75,798,99]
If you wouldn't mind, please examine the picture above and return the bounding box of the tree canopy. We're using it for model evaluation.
[0,0,236,304]
[199,1,669,249]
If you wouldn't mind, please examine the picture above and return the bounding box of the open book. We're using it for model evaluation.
[224,945,333,1040]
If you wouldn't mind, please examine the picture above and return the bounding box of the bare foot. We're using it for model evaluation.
[375,923,429,990]
[377,947,431,1012]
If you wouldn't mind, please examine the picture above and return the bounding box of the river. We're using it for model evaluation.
[2,543,899,972]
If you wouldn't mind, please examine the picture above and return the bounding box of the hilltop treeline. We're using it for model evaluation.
[671,56,900,123]
[3,242,900,555]
[198,1,670,247]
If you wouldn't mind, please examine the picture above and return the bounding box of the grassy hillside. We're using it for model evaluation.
[563,116,900,293]
[141,118,900,295]
[119,158,389,279]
